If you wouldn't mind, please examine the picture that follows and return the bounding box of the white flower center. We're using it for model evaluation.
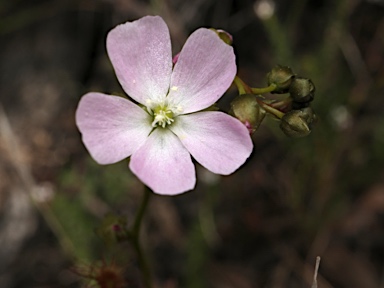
[146,100,183,128]
[152,108,174,128]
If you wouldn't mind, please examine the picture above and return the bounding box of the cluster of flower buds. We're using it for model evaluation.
[268,66,316,137]
[230,65,316,138]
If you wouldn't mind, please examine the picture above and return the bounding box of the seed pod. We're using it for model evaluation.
[289,77,315,103]
[267,65,295,94]
[230,94,266,133]
[280,107,315,138]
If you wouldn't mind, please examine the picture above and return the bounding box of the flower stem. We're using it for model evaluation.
[233,76,252,95]
[256,99,285,119]
[233,76,285,118]
[130,186,153,288]
[132,187,151,236]
[132,234,153,288]
[251,84,277,94]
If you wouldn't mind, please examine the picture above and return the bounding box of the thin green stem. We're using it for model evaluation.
[251,83,277,94]
[132,187,151,235]
[132,235,153,288]
[233,76,285,119]
[130,186,153,288]
[233,76,251,95]
[270,97,292,110]
[256,99,285,119]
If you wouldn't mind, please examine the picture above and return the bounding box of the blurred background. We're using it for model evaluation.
[1,0,384,287]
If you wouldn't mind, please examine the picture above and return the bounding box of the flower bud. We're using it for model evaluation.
[280,107,315,138]
[172,52,180,64]
[299,107,316,123]
[230,94,266,133]
[210,28,233,45]
[289,77,315,103]
[267,65,295,94]
[95,214,128,245]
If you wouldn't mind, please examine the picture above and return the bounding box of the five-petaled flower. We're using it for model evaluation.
[76,16,253,195]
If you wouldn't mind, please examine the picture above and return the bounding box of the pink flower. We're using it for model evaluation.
[76,16,253,195]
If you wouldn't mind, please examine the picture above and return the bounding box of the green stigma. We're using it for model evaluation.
[151,105,175,128]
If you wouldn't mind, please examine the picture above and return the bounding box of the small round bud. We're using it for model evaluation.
[299,107,316,124]
[96,214,128,245]
[172,52,180,64]
[267,65,295,94]
[230,94,266,133]
[210,28,233,45]
[280,107,315,138]
[289,77,315,103]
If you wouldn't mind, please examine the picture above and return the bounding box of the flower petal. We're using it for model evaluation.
[167,28,236,114]
[170,111,253,174]
[130,128,195,195]
[107,16,172,104]
[76,92,152,164]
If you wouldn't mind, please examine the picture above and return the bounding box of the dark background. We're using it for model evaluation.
[1,0,384,287]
